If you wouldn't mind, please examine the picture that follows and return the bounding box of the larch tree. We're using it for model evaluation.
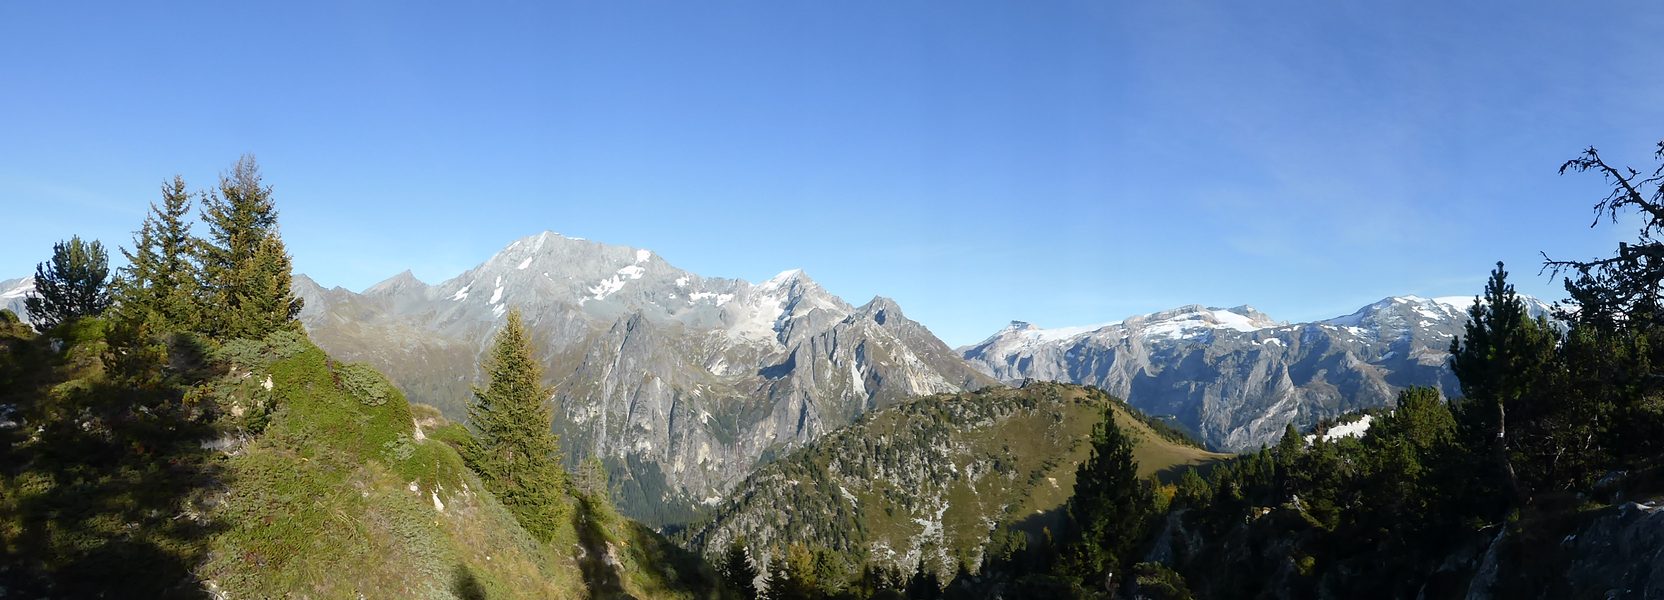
[113,176,199,333]
[196,155,302,340]
[465,308,567,541]
[25,235,112,332]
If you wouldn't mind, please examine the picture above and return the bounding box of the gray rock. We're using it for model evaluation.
[962,296,1553,452]
[0,277,32,325]
[294,232,995,523]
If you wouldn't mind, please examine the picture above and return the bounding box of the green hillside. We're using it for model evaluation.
[684,382,1227,581]
[0,319,721,599]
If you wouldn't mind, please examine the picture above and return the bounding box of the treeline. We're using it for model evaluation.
[717,141,1664,599]
[2,157,673,597]
[1109,142,1664,598]
[0,155,308,596]
[17,155,302,342]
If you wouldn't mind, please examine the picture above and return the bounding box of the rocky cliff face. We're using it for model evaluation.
[1,277,32,323]
[962,297,1553,452]
[294,232,995,524]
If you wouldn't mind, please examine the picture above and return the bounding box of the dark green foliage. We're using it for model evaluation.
[721,538,760,599]
[903,559,941,600]
[464,309,567,542]
[1063,404,1154,588]
[1148,139,1664,595]
[25,235,112,332]
[1449,264,1562,503]
[0,316,222,598]
[195,156,302,340]
[113,176,199,334]
[1545,142,1664,471]
[1550,141,1664,328]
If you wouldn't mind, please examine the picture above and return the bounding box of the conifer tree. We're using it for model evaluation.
[1064,404,1152,591]
[721,538,760,599]
[25,235,112,332]
[196,155,302,339]
[113,176,199,332]
[1448,263,1558,506]
[465,309,566,541]
[1547,141,1664,467]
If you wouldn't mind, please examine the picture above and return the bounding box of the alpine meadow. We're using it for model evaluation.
[4,3,1664,599]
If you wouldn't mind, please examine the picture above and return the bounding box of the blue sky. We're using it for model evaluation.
[3,2,1663,346]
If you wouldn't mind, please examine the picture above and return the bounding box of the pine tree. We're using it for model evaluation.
[1064,405,1152,591]
[196,155,302,339]
[465,309,566,541]
[113,176,199,332]
[1448,263,1559,506]
[25,235,112,332]
[721,538,760,599]
[1547,141,1664,469]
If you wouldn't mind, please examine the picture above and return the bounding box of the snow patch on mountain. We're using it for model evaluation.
[1307,414,1373,443]
[587,251,652,301]
[1,279,33,300]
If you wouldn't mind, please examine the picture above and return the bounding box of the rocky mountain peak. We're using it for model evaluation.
[363,269,426,296]
[859,296,903,324]
[292,233,990,524]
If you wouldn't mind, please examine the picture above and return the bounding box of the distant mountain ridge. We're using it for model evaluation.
[960,295,1554,452]
[291,231,995,525]
[3,236,1558,519]
[1,277,31,321]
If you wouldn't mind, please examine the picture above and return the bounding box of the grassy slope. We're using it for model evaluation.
[201,336,722,599]
[0,319,717,599]
[687,382,1228,577]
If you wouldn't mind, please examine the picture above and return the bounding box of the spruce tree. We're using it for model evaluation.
[113,176,199,332]
[721,538,760,599]
[196,155,302,339]
[1064,404,1152,590]
[465,309,567,541]
[25,235,112,332]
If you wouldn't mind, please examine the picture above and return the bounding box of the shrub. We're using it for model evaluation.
[338,362,392,406]
[211,338,268,370]
[263,329,308,359]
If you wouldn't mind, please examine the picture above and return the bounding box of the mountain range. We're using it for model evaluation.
[290,231,994,524]
[960,295,1551,451]
[6,232,1548,524]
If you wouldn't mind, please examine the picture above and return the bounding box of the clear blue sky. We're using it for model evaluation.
[4,2,1663,346]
